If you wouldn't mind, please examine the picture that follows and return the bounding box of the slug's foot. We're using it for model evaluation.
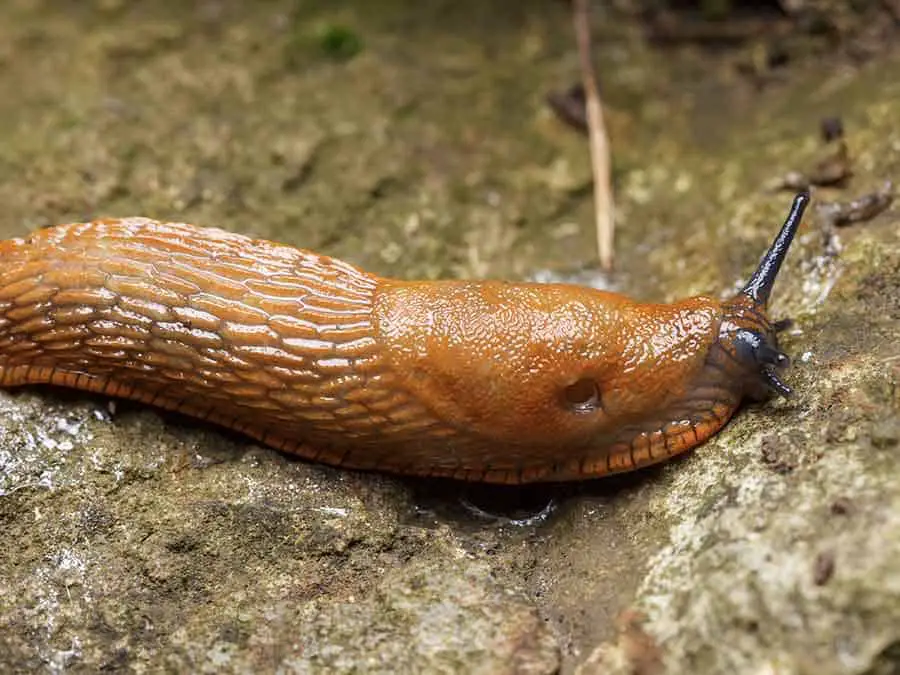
[734,328,793,398]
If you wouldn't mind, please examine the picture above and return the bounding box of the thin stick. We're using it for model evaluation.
[573,0,615,270]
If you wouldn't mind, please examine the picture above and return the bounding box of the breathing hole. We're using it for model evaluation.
[563,379,600,413]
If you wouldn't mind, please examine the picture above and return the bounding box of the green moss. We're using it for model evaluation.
[316,24,363,60]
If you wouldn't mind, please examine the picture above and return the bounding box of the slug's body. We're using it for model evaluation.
[0,195,808,483]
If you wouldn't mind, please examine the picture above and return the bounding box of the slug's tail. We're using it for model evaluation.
[741,191,810,307]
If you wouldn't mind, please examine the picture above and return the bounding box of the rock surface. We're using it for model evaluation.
[0,2,897,673]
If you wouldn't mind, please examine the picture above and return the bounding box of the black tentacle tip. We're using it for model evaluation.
[773,318,794,333]
[742,191,811,307]
[757,342,791,369]
[763,370,793,398]
[794,190,812,207]
[734,328,794,399]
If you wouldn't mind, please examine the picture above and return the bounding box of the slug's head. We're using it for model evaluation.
[374,194,808,481]
[717,191,809,400]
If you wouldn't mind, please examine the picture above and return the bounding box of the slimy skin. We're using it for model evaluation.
[0,194,808,483]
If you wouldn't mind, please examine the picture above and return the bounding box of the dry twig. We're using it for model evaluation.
[573,0,615,270]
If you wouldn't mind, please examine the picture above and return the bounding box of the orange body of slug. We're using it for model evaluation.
[0,196,807,483]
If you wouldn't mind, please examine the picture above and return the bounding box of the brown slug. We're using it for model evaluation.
[0,193,809,483]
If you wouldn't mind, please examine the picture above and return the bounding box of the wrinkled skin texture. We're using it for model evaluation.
[0,218,781,483]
